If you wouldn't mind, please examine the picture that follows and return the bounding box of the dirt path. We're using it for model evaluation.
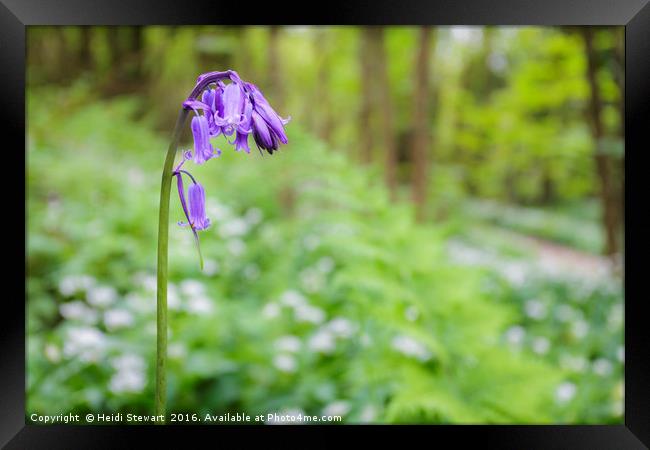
[515,233,617,279]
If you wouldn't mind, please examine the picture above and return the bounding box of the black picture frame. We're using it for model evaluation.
[3,0,649,447]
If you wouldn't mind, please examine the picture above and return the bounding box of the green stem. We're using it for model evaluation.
[155,108,189,424]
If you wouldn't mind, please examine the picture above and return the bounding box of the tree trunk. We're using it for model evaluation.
[79,26,92,70]
[411,27,433,222]
[268,26,285,113]
[107,27,121,68]
[583,28,619,257]
[614,27,625,240]
[130,26,143,79]
[358,27,375,164]
[540,171,555,204]
[314,29,332,143]
[370,28,398,199]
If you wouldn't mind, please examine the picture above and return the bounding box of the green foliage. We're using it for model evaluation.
[445,232,623,423]
[25,93,621,424]
[434,27,622,211]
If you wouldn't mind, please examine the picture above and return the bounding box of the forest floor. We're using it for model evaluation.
[520,233,615,279]
[456,198,620,281]
[451,221,619,283]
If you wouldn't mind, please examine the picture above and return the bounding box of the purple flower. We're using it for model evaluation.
[214,83,250,136]
[244,82,290,154]
[175,169,210,232]
[232,131,250,153]
[174,69,290,268]
[183,71,289,157]
[171,153,210,268]
[230,99,252,153]
[200,83,226,136]
[190,115,219,164]
[201,89,217,135]
[185,183,211,231]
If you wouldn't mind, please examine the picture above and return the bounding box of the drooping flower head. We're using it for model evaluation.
[190,115,219,165]
[173,152,210,232]
[184,183,210,231]
[184,99,220,164]
[245,82,290,154]
[172,152,210,268]
[182,70,289,159]
[175,70,290,268]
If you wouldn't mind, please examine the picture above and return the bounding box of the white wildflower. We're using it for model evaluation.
[500,263,526,286]
[326,317,356,338]
[220,218,249,238]
[124,292,153,314]
[559,354,588,372]
[180,279,205,297]
[299,268,324,293]
[168,343,187,359]
[86,286,117,308]
[108,355,146,395]
[359,405,377,423]
[274,335,301,353]
[294,304,326,324]
[322,400,351,418]
[316,256,335,274]
[391,335,431,362]
[44,343,61,363]
[524,299,547,320]
[202,259,220,276]
[226,239,246,257]
[555,382,577,404]
[308,329,336,354]
[262,302,281,319]
[570,319,589,339]
[504,325,525,346]
[63,327,107,362]
[531,336,550,355]
[110,354,145,372]
[206,199,232,221]
[302,235,320,251]
[279,290,307,308]
[133,272,157,292]
[273,354,297,373]
[103,309,134,331]
[592,358,613,376]
[187,296,214,315]
[58,275,95,296]
[126,167,145,186]
[168,284,181,310]
[59,301,99,324]
[244,207,263,226]
[607,303,623,330]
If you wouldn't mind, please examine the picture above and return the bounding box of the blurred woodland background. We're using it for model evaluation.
[27,26,624,424]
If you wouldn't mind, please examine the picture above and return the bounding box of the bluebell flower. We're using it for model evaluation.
[214,83,251,137]
[181,183,210,231]
[244,82,290,154]
[175,70,290,261]
[190,115,220,165]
